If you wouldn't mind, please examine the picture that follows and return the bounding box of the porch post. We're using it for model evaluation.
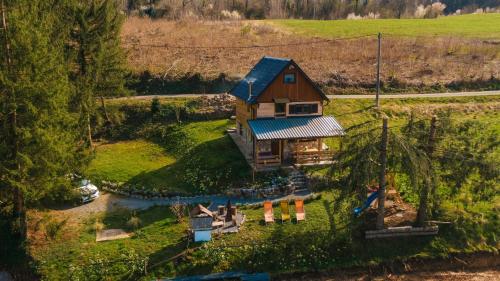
[317,138,322,163]
[255,140,259,168]
[279,140,282,164]
[295,139,299,164]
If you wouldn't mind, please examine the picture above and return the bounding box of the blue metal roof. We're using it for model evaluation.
[230,56,291,104]
[248,116,344,141]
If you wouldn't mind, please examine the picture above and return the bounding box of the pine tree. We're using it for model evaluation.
[68,0,128,148]
[0,0,84,238]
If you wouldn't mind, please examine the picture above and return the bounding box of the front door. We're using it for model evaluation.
[271,140,280,156]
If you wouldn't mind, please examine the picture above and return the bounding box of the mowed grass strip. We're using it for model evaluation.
[270,14,500,38]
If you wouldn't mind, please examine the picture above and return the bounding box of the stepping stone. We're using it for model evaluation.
[96,229,132,242]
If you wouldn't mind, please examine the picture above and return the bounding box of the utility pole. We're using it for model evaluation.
[417,115,437,226]
[376,117,388,230]
[375,32,381,108]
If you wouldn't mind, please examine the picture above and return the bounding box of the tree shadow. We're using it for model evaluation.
[126,135,250,196]
[0,219,39,280]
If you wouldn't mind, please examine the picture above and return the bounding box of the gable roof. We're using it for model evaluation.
[230,56,328,104]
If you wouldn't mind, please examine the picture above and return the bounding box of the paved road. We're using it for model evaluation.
[112,90,500,100]
[56,190,313,218]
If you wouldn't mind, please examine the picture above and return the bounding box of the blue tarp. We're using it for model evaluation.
[161,271,271,281]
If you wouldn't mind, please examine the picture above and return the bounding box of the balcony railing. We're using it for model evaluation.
[294,150,335,164]
[255,155,281,167]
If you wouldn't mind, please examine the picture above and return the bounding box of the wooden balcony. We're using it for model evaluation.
[255,154,281,167]
[294,150,335,164]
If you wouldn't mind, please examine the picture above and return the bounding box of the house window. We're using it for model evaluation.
[275,103,286,117]
[283,73,296,84]
[289,103,319,115]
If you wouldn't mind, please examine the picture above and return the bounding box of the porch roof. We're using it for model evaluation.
[248,116,344,141]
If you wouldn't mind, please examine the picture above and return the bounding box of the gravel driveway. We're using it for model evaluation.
[57,190,313,218]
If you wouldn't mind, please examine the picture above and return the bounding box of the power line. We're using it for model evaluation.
[124,34,374,50]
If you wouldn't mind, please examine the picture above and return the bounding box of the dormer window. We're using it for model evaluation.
[283,73,296,84]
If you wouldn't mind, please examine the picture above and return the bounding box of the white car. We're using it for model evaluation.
[78,179,100,203]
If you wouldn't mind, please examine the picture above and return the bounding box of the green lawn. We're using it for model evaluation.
[31,190,499,280]
[87,119,250,195]
[31,96,499,280]
[270,14,500,38]
[88,96,499,194]
[33,207,189,280]
[88,140,176,183]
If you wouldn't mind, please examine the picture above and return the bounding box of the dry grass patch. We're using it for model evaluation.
[384,101,500,117]
[122,18,500,93]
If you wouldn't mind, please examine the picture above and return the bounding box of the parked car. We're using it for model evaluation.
[78,179,99,203]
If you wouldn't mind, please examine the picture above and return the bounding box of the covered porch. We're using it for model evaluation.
[248,116,344,170]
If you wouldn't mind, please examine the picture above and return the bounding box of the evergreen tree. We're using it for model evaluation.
[0,0,84,238]
[68,0,127,148]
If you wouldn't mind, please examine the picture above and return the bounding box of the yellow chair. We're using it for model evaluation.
[280,200,291,223]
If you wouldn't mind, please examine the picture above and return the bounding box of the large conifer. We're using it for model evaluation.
[68,0,127,147]
[0,0,84,238]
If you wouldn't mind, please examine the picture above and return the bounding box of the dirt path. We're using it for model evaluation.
[111,90,500,101]
[54,190,313,218]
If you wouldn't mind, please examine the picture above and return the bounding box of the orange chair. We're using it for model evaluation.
[295,199,305,222]
[263,201,274,224]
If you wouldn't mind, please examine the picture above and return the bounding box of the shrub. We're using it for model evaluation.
[127,215,142,230]
[94,220,105,232]
[170,202,186,223]
[240,24,251,36]
[220,10,241,20]
[45,217,68,240]
[414,2,446,18]
[150,97,161,117]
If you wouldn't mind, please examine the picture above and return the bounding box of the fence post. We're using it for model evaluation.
[376,32,381,108]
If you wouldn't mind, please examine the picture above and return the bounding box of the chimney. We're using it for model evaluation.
[247,80,254,101]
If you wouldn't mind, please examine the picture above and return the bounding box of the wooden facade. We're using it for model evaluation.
[257,64,324,103]
[231,57,342,170]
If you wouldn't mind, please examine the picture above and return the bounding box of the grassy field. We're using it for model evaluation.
[87,119,250,195]
[30,190,499,280]
[123,15,500,95]
[28,96,499,280]
[88,140,176,184]
[271,14,500,38]
[88,96,500,194]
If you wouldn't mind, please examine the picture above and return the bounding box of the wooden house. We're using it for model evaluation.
[229,56,344,170]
